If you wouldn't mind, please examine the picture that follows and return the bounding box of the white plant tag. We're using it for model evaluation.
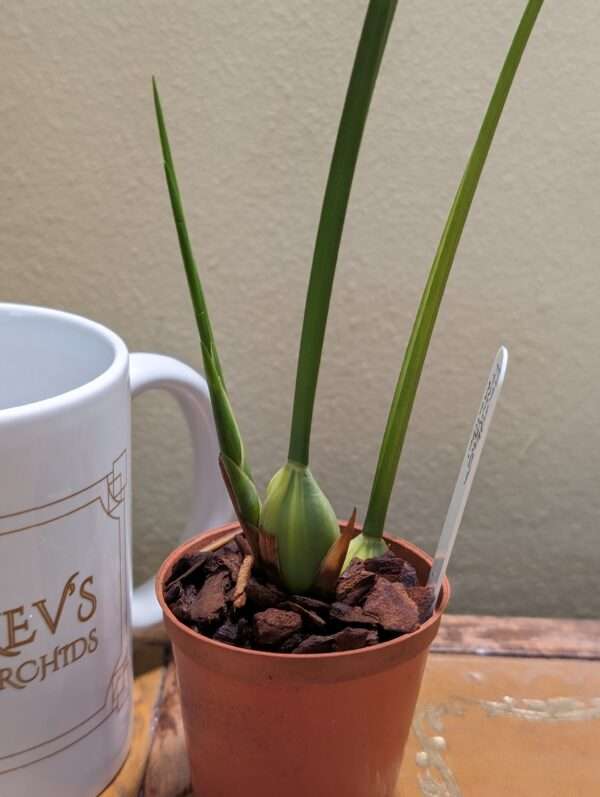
[427,346,508,603]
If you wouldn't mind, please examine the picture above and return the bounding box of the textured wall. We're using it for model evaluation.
[2,1,599,617]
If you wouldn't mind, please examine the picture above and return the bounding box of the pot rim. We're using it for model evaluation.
[156,522,451,662]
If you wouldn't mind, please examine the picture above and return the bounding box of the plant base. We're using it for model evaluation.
[164,529,435,654]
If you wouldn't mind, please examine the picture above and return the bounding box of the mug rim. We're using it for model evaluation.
[0,303,129,422]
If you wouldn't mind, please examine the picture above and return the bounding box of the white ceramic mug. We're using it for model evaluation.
[0,304,232,796]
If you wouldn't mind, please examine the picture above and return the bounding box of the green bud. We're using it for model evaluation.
[343,532,388,571]
[261,462,339,594]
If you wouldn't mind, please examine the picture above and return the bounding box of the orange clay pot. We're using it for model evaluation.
[156,522,450,797]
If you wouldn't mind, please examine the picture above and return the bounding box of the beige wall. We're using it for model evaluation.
[2,1,599,617]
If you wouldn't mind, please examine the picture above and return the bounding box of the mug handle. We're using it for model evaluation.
[129,352,233,635]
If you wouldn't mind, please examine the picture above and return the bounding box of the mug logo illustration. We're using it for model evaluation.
[0,452,130,776]
[0,572,98,690]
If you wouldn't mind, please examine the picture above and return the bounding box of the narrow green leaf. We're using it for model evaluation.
[287,0,398,466]
[201,342,245,471]
[153,78,258,518]
[363,0,544,538]
[152,77,223,382]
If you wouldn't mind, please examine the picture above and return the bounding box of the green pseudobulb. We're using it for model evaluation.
[343,532,388,571]
[261,462,339,594]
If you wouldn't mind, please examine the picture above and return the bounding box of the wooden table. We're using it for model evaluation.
[102,615,600,796]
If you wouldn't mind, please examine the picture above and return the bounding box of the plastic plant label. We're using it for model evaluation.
[428,346,509,603]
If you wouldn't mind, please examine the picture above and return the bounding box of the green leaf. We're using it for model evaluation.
[153,78,258,517]
[363,0,544,538]
[153,77,224,382]
[287,0,398,466]
[201,342,245,472]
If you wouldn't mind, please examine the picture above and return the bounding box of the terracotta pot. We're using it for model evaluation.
[156,523,450,797]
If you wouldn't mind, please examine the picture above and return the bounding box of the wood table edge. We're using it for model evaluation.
[433,614,600,660]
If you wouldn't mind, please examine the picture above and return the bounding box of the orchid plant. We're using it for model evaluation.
[153,0,543,596]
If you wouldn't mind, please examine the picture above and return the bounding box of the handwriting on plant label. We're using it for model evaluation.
[463,359,503,485]
[0,572,98,691]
